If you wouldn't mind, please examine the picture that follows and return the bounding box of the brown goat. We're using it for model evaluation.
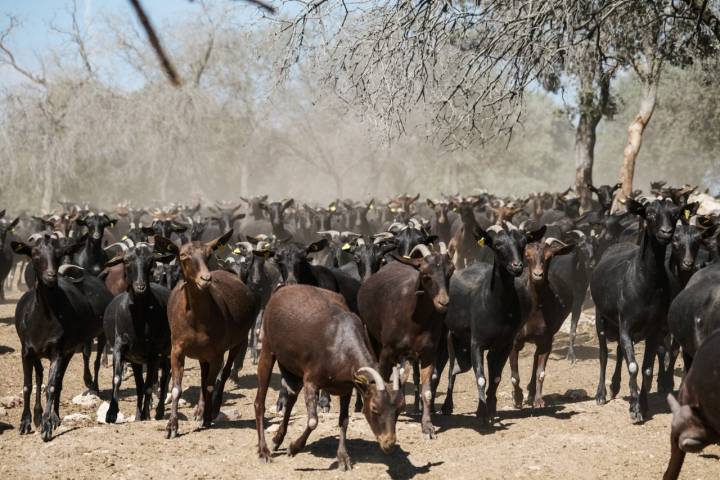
[162,230,257,438]
[509,238,574,410]
[358,244,453,439]
[255,285,404,470]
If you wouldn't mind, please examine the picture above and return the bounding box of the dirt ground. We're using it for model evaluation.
[0,291,717,480]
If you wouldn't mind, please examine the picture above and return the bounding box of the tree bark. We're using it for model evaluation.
[574,72,609,214]
[612,77,658,212]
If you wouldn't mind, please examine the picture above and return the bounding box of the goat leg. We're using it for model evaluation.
[19,350,33,434]
[336,394,352,471]
[166,350,185,439]
[254,347,275,463]
[288,383,318,456]
[595,313,609,405]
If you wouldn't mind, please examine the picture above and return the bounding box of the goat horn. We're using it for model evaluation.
[487,225,504,234]
[568,229,586,240]
[438,242,448,255]
[50,230,66,239]
[356,238,366,246]
[357,367,385,391]
[410,244,432,258]
[317,230,340,240]
[105,242,129,253]
[27,233,45,243]
[58,264,84,276]
[544,237,567,247]
[504,220,518,231]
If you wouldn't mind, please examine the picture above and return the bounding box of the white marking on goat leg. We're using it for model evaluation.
[599,331,604,336]
[113,375,120,386]
[644,368,652,377]
[308,417,317,429]
[49,386,55,393]
[431,372,438,381]
[539,371,545,380]
[23,386,29,393]
[424,391,432,401]
[510,377,518,385]
[172,387,180,400]
[206,385,214,393]
[494,377,501,384]
[477,377,486,387]
[628,362,638,374]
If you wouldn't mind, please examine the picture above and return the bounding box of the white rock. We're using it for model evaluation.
[0,396,22,408]
[96,401,129,424]
[62,413,91,427]
[215,408,241,422]
[72,393,101,408]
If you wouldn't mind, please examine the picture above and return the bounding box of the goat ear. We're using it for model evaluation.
[105,255,124,268]
[586,184,598,194]
[207,229,233,251]
[282,199,295,211]
[472,226,492,248]
[426,199,436,209]
[550,243,575,257]
[612,183,622,192]
[626,198,646,217]
[231,213,246,223]
[11,241,32,256]
[410,193,420,203]
[423,235,438,246]
[0,209,5,219]
[526,225,547,244]
[682,202,700,221]
[154,236,179,256]
[8,217,20,231]
[75,217,87,226]
[307,238,328,253]
[367,198,375,210]
[353,373,370,395]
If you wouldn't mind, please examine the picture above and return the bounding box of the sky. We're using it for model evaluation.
[0,0,262,89]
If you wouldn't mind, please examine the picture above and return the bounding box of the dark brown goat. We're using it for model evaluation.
[255,285,404,470]
[663,330,720,480]
[509,238,574,409]
[163,230,257,438]
[358,243,453,439]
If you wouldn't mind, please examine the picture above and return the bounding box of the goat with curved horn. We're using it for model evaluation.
[410,244,432,258]
[357,367,386,391]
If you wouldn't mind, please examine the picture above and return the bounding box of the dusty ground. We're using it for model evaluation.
[0,291,717,480]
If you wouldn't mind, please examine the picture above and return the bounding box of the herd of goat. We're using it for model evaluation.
[1,183,719,479]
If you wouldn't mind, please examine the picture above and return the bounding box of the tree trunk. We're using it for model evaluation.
[575,113,596,214]
[41,149,55,214]
[574,70,609,214]
[612,77,658,212]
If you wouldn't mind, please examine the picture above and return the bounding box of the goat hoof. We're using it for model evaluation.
[533,398,546,409]
[629,408,644,424]
[513,389,524,409]
[40,418,55,442]
[166,418,178,439]
[288,441,302,457]
[155,408,165,421]
[595,390,607,405]
[19,415,32,434]
[337,452,353,471]
[258,446,272,463]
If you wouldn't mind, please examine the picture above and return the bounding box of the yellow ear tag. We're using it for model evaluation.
[329,206,336,212]
[477,237,485,247]
[342,243,351,251]
[233,247,242,254]
[368,204,374,210]
[121,235,128,240]
[684,209,690,220]
[390,208,396,213]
